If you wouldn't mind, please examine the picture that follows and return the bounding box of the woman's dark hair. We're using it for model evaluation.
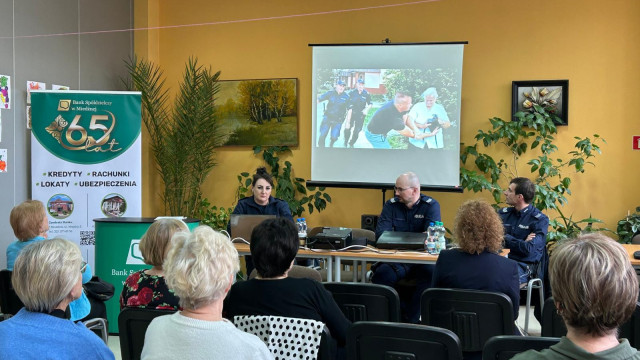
[252,167,274,187]
[250,217,298,278]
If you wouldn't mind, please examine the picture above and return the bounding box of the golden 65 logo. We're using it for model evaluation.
[32,95,141,164]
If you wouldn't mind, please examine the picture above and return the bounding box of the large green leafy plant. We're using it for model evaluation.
[125,57,225,217]
[617,206,640,243]
[460,104,606,244]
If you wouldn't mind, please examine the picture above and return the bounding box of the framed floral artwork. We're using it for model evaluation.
[512,80,568,125]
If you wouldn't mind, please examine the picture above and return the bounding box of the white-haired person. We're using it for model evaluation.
[514,233,640,359]
[120,218,188,310]
[406,87,451,150]
[0,238,114,359]
[7,200,93,322]
[141,226,272,360]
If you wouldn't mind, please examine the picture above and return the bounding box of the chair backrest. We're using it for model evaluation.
[234,315,325,360]
[249,265,323,282]
[421,288,514,352]
[0,269,24,318]
[323,282,401,322]
[350,228,375,246]
[541,297,640,347]
[347,321,463,360]
[482,335,560,360]
[118,308,176,360]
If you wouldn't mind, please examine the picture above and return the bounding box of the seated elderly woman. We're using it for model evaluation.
[432,199,521,320]
[514,233,640,359]
[0,238,114,359]
[6,200,93,321]
[223,217,351,347]
[120,218,188,310]
[141,226,272,359]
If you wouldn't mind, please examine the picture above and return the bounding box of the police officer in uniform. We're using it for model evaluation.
[371,172,440,323]
[499,177,549,285]
[317,80,350,147]
[343,79,371,148]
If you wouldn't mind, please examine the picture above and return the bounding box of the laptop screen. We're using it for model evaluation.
[229,214,276,242]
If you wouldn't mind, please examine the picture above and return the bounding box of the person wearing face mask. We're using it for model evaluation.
[229,167,293,276]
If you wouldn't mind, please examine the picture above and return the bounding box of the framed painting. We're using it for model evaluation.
[217,78,298,146]
[512,80,568,125]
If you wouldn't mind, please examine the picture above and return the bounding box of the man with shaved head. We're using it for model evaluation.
[371,171,441,323]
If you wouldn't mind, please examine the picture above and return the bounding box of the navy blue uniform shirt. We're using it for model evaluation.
[499,204,549,264]
[375,194,441,240]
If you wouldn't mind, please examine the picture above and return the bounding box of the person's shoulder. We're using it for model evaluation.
[385,197,401,207]
[419,194,439,205]
[529,205,549,221]
[237,196,253,205]
[499,206,515,215]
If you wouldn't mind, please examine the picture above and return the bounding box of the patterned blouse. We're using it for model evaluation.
[120,270,181,311]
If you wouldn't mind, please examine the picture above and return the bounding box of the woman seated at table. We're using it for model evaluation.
[223,218,351,347]
[141,226,272,359]
[120,218,188,310]
[0,238,114,359]
[228,167,293,276]
[6,200,93,322]
[432,199,520,321]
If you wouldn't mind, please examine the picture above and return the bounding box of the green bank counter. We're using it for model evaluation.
[94,217,199,333]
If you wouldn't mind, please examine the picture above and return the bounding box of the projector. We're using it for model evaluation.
[307,227,352,250]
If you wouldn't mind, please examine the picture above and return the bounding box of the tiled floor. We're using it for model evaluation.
[106,305,542,359]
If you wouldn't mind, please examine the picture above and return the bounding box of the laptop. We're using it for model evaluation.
[375,231,428,250]
[229,214,276,242]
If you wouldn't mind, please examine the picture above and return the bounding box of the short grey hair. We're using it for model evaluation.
[550,233,638,336]
[12,238,82,313]
[422,87,438,99]
[165,226,239,310]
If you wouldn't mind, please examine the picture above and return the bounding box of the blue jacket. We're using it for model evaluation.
[433,249,521,319]
[499,204,549,264]
[375,194,441,239]
[0,308,114,359]
[227,196,293,234]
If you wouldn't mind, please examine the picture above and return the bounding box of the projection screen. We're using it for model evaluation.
[311,42,465,190]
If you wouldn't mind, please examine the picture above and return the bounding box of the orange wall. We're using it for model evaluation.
[134,0,640,234]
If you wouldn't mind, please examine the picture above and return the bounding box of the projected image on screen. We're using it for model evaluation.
[316,69,459,150]
[311,44,465,188]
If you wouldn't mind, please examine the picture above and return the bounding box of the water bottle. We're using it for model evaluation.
[301,218,308,238]
[425,222,436,254]
[436,221,447,254]
[297,218,305,239]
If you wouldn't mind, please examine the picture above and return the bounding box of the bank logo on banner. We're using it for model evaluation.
[126,239,145,265]
[31,92,141,164]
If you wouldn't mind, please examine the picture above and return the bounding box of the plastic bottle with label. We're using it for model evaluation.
[425,222,436,254]
[436,221,447,254]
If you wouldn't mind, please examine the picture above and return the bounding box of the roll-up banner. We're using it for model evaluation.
[30,91,142,269]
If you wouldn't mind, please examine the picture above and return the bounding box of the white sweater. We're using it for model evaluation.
[141,312,273,360]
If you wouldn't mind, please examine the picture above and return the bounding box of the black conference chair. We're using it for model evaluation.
[0,269,24,319]
[541,297,640,347]
[323,282,401,322]
[118,308,176,360]
[482,335,560,360]
[421,288,514,353]
[347,321,463,360]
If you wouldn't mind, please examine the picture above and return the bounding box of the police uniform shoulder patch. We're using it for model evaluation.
[534,213,542,219]
[501,207,510,213]
[425,198,432,203]
[389,198,397,203]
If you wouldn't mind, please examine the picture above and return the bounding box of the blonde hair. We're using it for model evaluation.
[550,233,638,336]
[139,219,189,268]
[12,238,82,313]
[164,226,239,310]
[453,200,504,254]
[10,200,47,241]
